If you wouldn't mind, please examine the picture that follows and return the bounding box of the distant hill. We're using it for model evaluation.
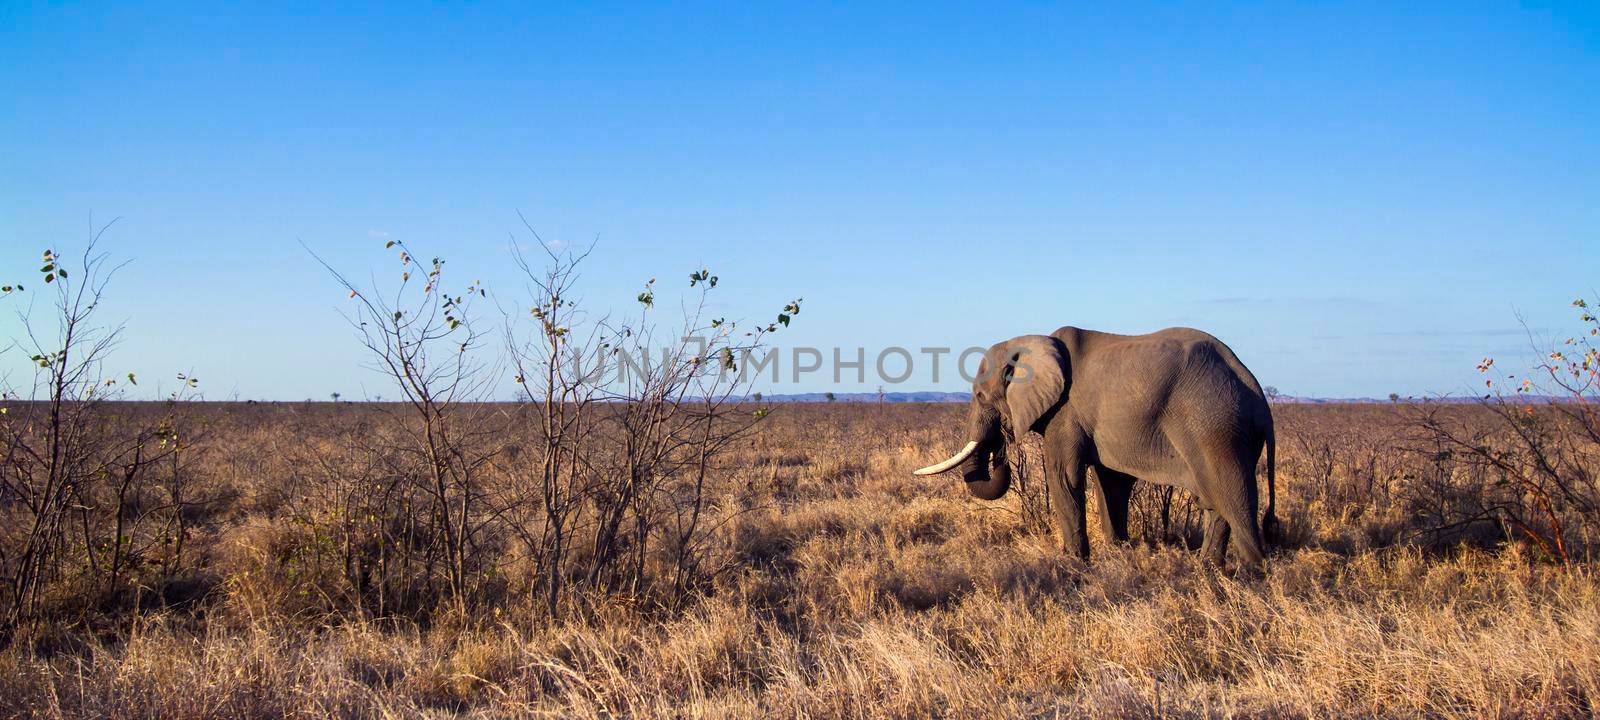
[1270,395,1537,404]
[759,392,971,403]
[1272,395,1391,404]
[62,393,1556,406]
[756,392,1538,405]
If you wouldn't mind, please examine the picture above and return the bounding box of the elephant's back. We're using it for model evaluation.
[1091,327,1261,390]
[1167,334,1272,441]
[1074,327,1270,431]
[1058,325,1268,401]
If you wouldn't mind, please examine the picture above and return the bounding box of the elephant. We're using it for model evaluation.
[914,327,1279,569]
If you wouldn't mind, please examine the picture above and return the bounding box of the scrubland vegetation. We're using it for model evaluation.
[0,402,1593,719]
[1,242,1596,718]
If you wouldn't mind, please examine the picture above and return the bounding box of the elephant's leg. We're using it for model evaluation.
[1219,500,1266,572]
[1093,465,1136,546]
[1195,453,1267,572]
[1045,443,1091,560]
[1199,508,1230,567]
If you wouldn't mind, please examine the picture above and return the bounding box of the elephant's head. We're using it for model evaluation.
[913,335,1067,499]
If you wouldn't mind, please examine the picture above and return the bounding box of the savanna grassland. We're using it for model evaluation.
[0,401,1595,719]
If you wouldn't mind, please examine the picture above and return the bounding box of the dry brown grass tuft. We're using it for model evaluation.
[1,403,1596,718]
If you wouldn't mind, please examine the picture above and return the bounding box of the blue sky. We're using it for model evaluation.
[2,1,1596,399]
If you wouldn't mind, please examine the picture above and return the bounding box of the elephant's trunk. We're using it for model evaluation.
[958,403,1011,500]
[914,401,1012,499]
[960,442,1011,500]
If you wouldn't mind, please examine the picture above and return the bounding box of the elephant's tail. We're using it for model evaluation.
[1262,419,1281,547]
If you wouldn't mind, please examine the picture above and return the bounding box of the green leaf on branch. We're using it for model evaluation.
[689,268,720,288]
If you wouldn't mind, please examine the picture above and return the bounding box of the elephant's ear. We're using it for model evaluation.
[998,335,1066,433]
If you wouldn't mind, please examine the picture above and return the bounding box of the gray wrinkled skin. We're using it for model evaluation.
[931,326,1279,569]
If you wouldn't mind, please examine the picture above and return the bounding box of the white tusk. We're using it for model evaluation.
[913,441,980,476]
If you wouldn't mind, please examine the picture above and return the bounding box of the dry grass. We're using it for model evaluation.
[1,402,1596,718]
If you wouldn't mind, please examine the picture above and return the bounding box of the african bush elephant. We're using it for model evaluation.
[914,327,1278,569]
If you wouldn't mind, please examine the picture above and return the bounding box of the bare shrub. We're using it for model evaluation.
[1406,300,1600,563]
[297,227,802,624]
[0,235,206,643]
[312,239,503,618]
[1001,432,1052,536]
[1126,482,1201,548]
[503,225,802,618]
